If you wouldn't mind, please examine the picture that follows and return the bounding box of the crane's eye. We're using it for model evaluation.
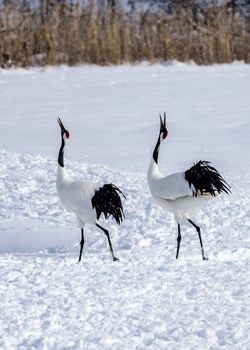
[65,131,70,139]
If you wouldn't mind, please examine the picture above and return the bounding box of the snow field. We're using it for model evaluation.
[0,63,250,349]
[0,150,249,349]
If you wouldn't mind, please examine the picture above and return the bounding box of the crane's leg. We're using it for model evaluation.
[176,224,181,259]
[78,228,84,262]
[96,224,119,261]
[188,219,208,260]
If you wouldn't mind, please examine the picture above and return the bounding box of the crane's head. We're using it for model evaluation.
[57,117,70,140]
[159,112,168,140]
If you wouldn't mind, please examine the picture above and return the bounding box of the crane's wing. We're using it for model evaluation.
[67,181,100,212]
[91,184,125,224]
[185,161,230,196]
[69,181,125,224]
[154,161,231,200]
[152,171,195,200]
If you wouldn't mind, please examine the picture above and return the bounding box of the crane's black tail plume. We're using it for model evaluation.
[185,161,231,197]
[92,184,126,224]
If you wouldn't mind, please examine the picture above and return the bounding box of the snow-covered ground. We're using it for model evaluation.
[0,63,249,349]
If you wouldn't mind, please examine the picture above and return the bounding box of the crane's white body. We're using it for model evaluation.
[147,114,230,260]
[57,166,100,226]
[56,118,123,262]
[147,158,210,222]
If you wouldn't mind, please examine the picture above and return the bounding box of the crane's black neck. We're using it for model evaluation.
[153,134,161,164]
[58,135,65,167]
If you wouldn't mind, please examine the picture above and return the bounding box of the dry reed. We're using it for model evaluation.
[0,0,249,67]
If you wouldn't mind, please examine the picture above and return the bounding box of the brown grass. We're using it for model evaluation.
[0,0,249,67]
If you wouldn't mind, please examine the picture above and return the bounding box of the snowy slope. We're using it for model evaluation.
[0,63,249,349]
[0,62,250,172]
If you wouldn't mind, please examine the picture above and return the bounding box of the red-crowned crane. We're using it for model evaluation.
[56,118,125,262]
[147,113,230,260]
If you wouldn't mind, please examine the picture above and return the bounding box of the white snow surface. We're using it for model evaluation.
[0,63,249,349]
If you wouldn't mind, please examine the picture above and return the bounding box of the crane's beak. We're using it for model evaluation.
[159,112,167,128]
[57,117,66,132]
[57,117,70,139]
[159,112,168,139]
[159,113,163,127]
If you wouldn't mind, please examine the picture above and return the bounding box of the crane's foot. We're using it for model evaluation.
[113,257,120,262]
[203,257,209,261]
